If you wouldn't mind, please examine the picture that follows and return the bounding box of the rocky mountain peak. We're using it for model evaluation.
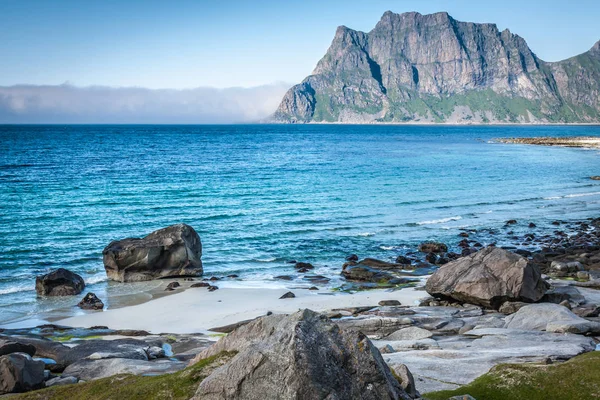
[272,11,600,124]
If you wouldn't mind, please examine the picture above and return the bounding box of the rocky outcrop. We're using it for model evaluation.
[273,11,600,124]
[191,309,411,400]
[0,340,35,357]
[0,353,45,394]
[425,246,549,309]
[35,268,85,296]
[103,224,203,282]
[504,303,600,334]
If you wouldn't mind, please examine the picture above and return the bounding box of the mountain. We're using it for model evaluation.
[272,11,600,124]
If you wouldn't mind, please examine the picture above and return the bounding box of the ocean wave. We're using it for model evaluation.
[379,246,396,250]
[254,257,277,263]
[357,232,375,237]
[417,216,462,225]
[0,286,32,295]
[85,275,108,285]
[544,191,600,200]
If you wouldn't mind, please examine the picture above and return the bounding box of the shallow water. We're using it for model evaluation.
[1,124,599,324]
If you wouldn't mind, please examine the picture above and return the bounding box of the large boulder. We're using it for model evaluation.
[190,309,411,400]
[0,339,36,357]
[103,223,203,282]
[425,247,549,309]
[35,268,85,296]
[0,353,45,394]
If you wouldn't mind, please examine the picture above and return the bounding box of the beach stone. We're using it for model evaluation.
[425,247,549,309]
[0,353,46,394]
[418,241,448,253]
[395,255,412,265]
[391,364,418,399]
[386,326,433,341]
[0,340,36,357]
[35,268,85,296]
[504,303,600,334]
[550,261,584,273]
[541,286,585,306]
[191,309,411,400]
[103,223,203,282]
[279,291,295,299]
[0,335,70,364]
[60,339,155,364]
[341,264,395,283]
[498,301,528,315]
[207,285,219,292]
[379,300,401,306]
[62,358,186,381]
[165,282,181,291]
[335,316,413,336]
[45,376,78,387]
[346,254,359,262]
[77,292,104,310]
[294,262,314,270]
[190,282,210,288]
[577,271,590,280]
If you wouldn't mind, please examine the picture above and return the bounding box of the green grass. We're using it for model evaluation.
[12,352,236,400]
[424,352,600,400]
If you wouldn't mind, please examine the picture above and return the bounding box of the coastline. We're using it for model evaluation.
[56,286,426,334]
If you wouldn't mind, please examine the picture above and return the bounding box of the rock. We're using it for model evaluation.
[191,309,410,399]
[0,353,46,394]
[541,286,586,306]
[425,247,549,309]
[294,262,314,270]
[227,274,239,278]
[550,260,584,273]
[341,264,395,283]
[62,358,186,381]
[207,285,219,292]
[505,219,517,225]
[336,316,413,336]
[395,255,412,264]
[209,319,255,334]
[379,300,401,306]
[60,339,156,365]
[529,222,537,228]
[346,254,359,262]
[308,286,319,291]
[458,232,469,238]
[165,282,181,291]
[559,300,572,309]
[279,291,295,299]
[0,335,70,364]
[386,326,433,341]
[77,292,104,310]
[591,176,600,180]
[0,340,36,357]
[391,364,418,399]
[498,301,528,315]
[35,268,85,296]
[504,303,600,334]
[418,241,448,253]
[103,223,203,282]
[190,282,210,288]
[45,376,78,387]
[577,271,590,280]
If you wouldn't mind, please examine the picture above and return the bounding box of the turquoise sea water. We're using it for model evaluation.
[1,124,599,324]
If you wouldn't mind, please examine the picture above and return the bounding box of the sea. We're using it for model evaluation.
[1,124,599,325]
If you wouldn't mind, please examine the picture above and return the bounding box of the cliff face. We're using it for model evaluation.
[273,11,600,123]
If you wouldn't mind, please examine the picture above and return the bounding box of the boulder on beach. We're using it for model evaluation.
[425,246,549,309]
[78,292,104,310]
[103,223,203,282]
[504,303,600,334]
[418,241,448,253]
[341,264,395,283]
[190,309,411,400]
[35,268,85,296]
[0,353,46,394]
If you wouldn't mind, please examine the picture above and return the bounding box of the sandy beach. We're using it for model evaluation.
[57,286,427,334]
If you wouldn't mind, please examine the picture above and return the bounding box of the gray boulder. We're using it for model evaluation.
[191,309,411,400]
[0,339,36,357]
[103,223,203,282]
[391,364,418,399]
[35,268,85,296]
[425,247,549,309]
[77,292,104,310]
[386,326,433,341]
[504,303,600,334]
[0,353,45,394]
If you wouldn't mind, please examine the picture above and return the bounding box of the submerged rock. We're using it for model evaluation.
[103,223,202,282]
[418,241,448,253]
[425,247,549,309]
[35,268,85,297]
[191,309,410,399]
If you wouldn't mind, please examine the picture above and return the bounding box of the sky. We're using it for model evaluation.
[1,0,599,89]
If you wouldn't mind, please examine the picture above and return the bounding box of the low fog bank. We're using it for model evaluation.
[0,83,291,123]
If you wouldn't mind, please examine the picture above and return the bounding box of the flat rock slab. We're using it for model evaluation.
[386,326,433,341]
[62,358,186,381]
[504,303,600,334]
[383,327,595,393]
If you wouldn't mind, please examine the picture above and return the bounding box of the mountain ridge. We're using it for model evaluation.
[272,11,600,124]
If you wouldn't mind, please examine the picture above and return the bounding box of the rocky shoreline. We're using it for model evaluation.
[497,136,600,149]
[1,217,600,398]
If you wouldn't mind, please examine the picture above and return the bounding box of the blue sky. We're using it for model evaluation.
[1,0,599,89]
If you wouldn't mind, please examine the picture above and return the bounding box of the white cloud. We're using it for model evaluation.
[0,83,291,123]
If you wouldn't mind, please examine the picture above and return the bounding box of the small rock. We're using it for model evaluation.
[529,222,537,228]
[559,300,572,310]
[378,300,401,306]
[77,293,104,310]
[498,301,528,315]
[391,364,417,399]
[165,282,181,291]
[418,241,448,253]
[345,254,359,262]
[458,232,469,238]
[308,286,319,291]
[207,285,219,292]
[577,271,590,281]
[190,282,210,288]
[45,376,78,387]
[395,255,412,264]
[209,277,221,281]
[35,268,85,297]
[505,219,517,225]
[294,262,314,270]
[226,274,239,278]
[279,291,295,299]
[386,326,433,341]
[590,176,600,180]
[274,275,294,281]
